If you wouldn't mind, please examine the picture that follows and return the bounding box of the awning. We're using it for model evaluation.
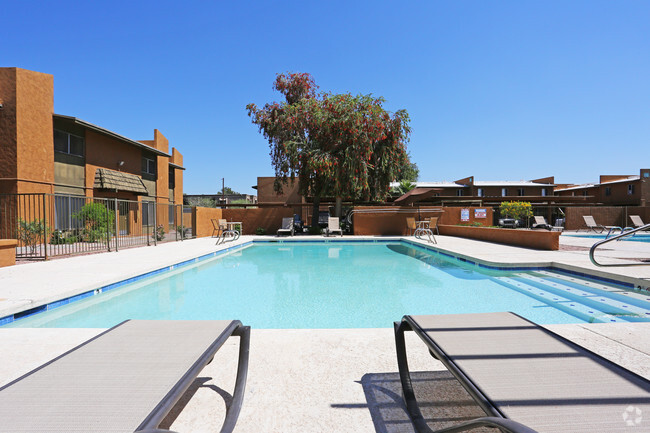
[93,168,149,195]
[394,187,443,205]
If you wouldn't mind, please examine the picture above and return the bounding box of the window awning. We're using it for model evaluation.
[93,168,149,195]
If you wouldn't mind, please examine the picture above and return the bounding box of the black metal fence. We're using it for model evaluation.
[0,193,194,260]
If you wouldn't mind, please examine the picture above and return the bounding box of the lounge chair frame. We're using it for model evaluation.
[0,320,250,433]
[394,316,534,433]
[325,216,343,237]
[394,312,650,433]
[277,217,295,237]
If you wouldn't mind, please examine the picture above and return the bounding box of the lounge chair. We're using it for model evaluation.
[581,215,607,233]
[277,216,294,236]
[326,216,343,237]
[630,215,647,229]
[531,215,552,230]
[395,312,650,433]
[0,319,250,433]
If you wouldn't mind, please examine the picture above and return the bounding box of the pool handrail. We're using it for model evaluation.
[589,222,650,267]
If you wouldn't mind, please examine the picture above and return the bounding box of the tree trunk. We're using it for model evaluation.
[311,195,320,227]
[335,197,342,218]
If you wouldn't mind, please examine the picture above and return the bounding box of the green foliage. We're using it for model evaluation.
[18,219,46,253]
[220,186,239,195]
[458,222,484,227]
[396,155,419,182]
[186,197,216,208]
[50,229,81,245]
[247,72,411,203]
[499,201,533,222]
[74,203,114,242]
[176,225,190,239]
[392,179,416,196]
[255,227,266,235]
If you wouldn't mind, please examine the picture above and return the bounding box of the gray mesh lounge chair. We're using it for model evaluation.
[326,216,343,237]
[395,312,650,433]
[630,215,646,229]
[581,215,607,233]
[0,320,250,433]
[277,217,294,236]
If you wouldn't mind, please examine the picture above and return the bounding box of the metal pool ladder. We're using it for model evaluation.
[589,223,650,267]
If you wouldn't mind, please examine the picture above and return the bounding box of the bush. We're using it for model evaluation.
[499,201,533,225]
[18,219,46,253]
[153,224,165,241]
[308,225,322,235]
[176,225,190,239]
[255,227,266,235]
[74,203,114,242]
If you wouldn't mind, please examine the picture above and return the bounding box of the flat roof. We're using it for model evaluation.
[53,114,170,157]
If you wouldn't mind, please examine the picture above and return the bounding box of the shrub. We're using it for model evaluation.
[499,201,533,224]
[18,219,46,253]
[74,203,114,242]
[153,224,165,241]
[176,225,190,239]
[308,225,322,235]
[255,227,266,235]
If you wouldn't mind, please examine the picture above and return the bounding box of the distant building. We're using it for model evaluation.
[183,193,257,206]
[554,169,649,206]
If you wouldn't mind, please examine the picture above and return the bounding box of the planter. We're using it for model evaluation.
[438,225,560,251]
[0,239,18,267]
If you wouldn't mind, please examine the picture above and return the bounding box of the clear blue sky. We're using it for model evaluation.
[4,1,649,194]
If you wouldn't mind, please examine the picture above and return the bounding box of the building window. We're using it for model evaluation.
[54,195,86,230]
[168,203,175,226]
[628,184,635,195]
[583,190,589,196]
[477,188,483,197]
[605,187,611,196]
[54,129,84,157]
[168,167,175,189]
[541,188,547,197]
[517,188,525,196]
[142,157,156,175]
[501,188,508,197]
[142,201,155,226]
[456,190,463,197]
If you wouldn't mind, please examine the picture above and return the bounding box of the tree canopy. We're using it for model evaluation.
[247,73,412,207]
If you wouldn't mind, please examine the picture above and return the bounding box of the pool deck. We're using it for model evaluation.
[1,234,650,432]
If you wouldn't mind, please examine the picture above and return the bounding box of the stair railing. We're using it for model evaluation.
[589,223,650,267]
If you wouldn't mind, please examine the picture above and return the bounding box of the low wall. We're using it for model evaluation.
[353,206,492,235]
[565,206,650,230]
[192,207,223,238]
[0,239,17,267]
[438,225,560,250]
[223,208,294,235]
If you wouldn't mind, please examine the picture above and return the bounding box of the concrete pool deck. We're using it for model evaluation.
[1,234,649,431]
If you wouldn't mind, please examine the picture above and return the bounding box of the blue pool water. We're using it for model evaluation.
[6,242,650,328]
[565,233,650,243]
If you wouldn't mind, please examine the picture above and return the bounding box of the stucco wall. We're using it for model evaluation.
[223,207,294,235]
[0,239,17,267]
[565,206,650,230]
[438,225,560,250]
[192,207,224,238]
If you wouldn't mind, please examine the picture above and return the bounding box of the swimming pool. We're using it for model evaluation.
[5,241,650,328]
[565,233,650,243]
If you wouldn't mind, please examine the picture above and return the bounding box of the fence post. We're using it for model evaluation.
[106,199,111,252]
[42,193,48,260]
[114,198,119,252]
[153,202,157,246]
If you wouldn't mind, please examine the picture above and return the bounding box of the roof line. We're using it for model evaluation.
[54,114,170,157]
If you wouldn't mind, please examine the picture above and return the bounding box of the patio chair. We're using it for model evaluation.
[277,216,294,236]
[406,217,417,235]
[428,216,439,235]
[0,319,250,433]
[326,216,343,237]
[211,218,227,237]
[395,312,650,433]
[531,215,552,230]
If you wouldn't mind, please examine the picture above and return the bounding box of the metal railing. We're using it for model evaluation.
[0,193,194,260]
[589,223,650,267]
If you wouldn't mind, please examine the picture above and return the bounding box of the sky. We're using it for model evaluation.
[4,1,649,194]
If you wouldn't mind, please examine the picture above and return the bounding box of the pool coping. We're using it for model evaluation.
[1,236,649,327]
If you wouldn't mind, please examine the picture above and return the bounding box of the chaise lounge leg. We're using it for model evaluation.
[394,320,537,433]
[219,325,250,433]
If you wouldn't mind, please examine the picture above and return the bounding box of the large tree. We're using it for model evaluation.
[247,73,411,223]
